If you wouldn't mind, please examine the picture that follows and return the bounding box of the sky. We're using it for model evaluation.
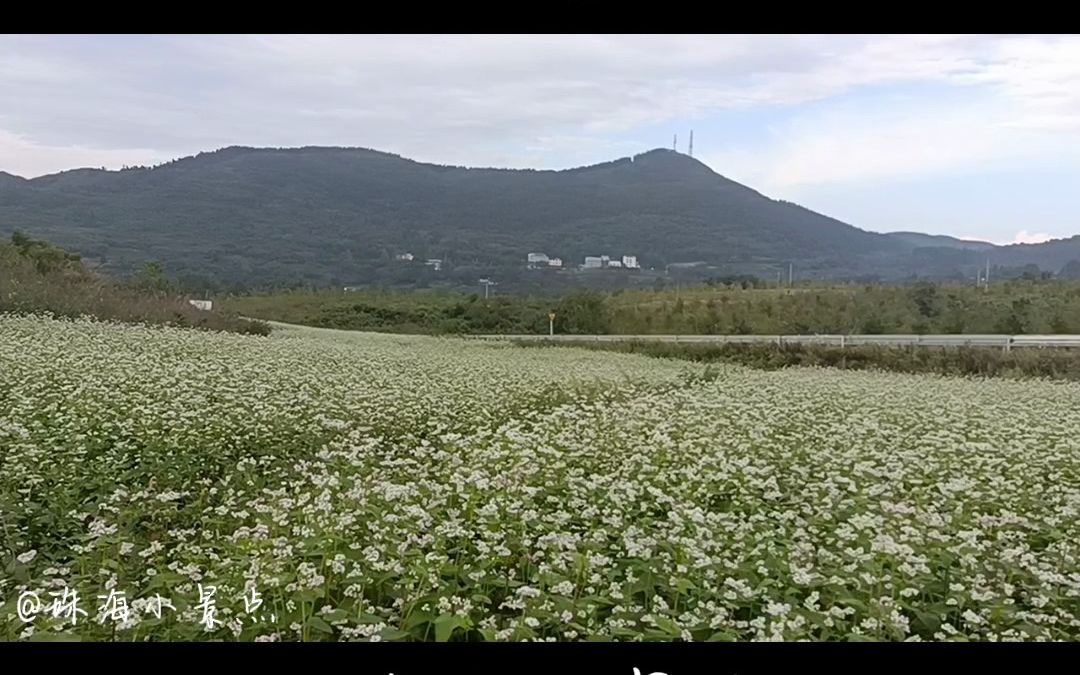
[2,34,1078,244]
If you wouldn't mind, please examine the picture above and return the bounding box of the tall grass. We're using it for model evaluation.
[521,340,1080,381]
[1,235,269,335]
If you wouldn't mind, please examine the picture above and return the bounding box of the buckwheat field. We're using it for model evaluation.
[2,314,1078,642]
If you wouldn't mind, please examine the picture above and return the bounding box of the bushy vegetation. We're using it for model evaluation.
[533,341,1080,381]
[600,281,1080,335]
[3,316,1079,641]
[223,288,614,335]
[226,279,1080,337]
[0,232,269,335]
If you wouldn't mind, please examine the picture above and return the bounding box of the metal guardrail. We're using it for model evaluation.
[467,334,1080,350]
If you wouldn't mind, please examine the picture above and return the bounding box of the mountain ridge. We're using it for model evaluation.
[1,145,1077,289]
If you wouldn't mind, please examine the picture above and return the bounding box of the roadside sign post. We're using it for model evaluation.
[548,312,555,337]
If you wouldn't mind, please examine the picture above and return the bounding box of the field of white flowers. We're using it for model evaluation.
[2,314,1079,641]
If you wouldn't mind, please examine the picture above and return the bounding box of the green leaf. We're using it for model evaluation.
[29,632,82,642]
[322,609,350,623]
[294,590,319,604]
[403,610,433,630]
[674,578,696,594]
[433,614,469,642]
[912,610,941,633]
[308,616,334,634]
[379,627,411,641]
[653,616,681,636]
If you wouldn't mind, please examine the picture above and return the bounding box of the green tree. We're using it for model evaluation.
[555,291,610,334]
[909,282,940,318]
[995,298,1031,334]
[134,261,175,296]
[861,316,885,334]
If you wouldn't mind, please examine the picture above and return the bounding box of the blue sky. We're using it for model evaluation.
[2,34,1078,244]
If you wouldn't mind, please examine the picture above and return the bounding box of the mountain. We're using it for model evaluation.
[886,231,996,252]
[887,232,1080,281]
[0,171,28,187]
[0,146,1075,289]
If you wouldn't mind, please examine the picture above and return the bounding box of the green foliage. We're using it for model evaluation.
[10,229,82,274]
[223,288,549,335]
[909,281,940,318]
[555,290,610,334]
[226,279,1080,337]
[0,233,268,335]
[132,261,175,296]
[539,340,1080,381]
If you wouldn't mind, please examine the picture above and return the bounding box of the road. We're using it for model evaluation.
[466,334,1080,349]
[248,319,1080,350]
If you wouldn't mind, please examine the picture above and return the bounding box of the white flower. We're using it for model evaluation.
[551,581,575,595]
[5,313,1080,643]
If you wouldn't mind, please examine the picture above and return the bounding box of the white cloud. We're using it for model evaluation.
[700,93,1078,191]
[695,35,1080,191]
[0,129,166,178]
[1,34,1079,181]
[1006,230,1056,245]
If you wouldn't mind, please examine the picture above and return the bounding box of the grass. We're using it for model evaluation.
[519,340,1080,381]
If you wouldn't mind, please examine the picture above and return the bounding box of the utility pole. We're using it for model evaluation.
[985,258,990,292]
[788,263,793,288]
[548,311,556,337]
[479,278,495,299]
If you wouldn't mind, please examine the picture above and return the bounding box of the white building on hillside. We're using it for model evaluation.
[608,260,623,268]
[188,299,213,311]
[547,258,563,268]
[527,252,549,264]
[583,256,603,268]
[622,255,640,269]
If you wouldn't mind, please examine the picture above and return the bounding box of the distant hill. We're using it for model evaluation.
[886,231,996,252]
[1,146,1076,289]
[0,171,27,187]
